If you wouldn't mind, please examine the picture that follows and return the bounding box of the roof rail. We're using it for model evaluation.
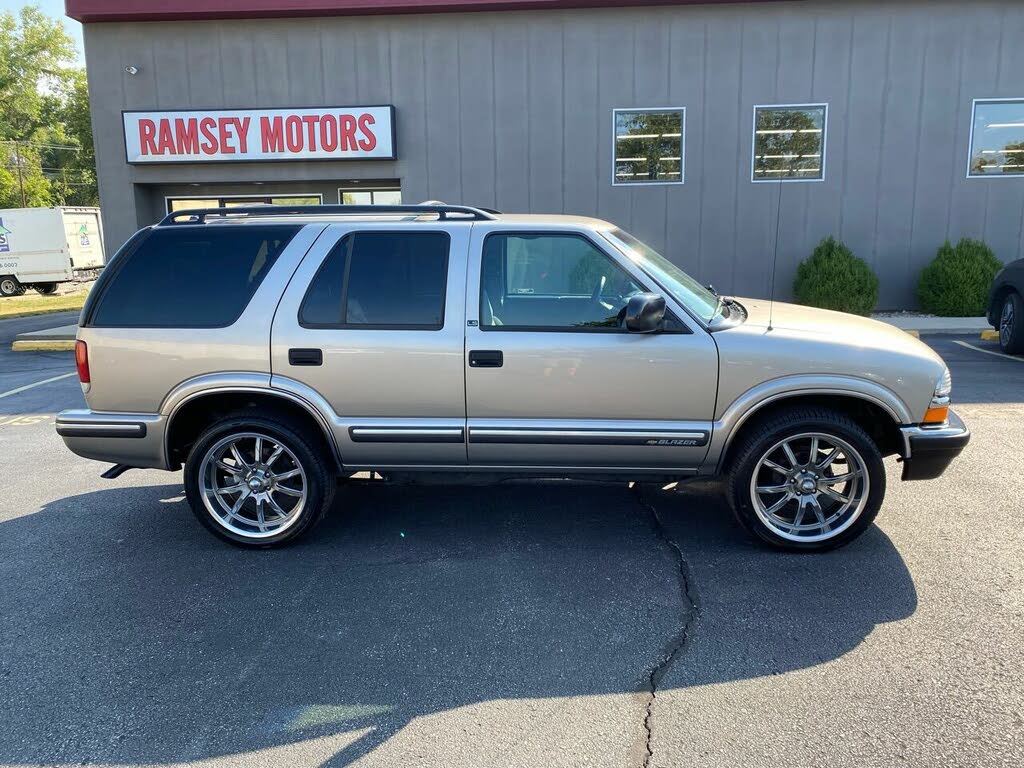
[158,204,498,226]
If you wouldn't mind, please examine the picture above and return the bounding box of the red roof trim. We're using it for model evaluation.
[66,0,763,24]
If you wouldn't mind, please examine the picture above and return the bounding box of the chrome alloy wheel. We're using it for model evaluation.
[749,432,870,543]
[1000,297,1015,347]
[198,432,307,539]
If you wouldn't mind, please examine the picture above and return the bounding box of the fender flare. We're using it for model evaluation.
[708,375,911,473]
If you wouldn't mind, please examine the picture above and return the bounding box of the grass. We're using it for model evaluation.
[0,286,90,319]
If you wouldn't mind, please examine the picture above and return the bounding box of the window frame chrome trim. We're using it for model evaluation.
[750,102,829,184]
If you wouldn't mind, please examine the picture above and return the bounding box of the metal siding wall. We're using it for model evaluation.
[84,0,1024,307]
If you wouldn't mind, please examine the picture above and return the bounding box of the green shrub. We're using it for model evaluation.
[793,237,879,316]
[916,239,1002,316]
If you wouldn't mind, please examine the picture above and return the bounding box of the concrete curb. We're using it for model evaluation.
[11,340,77,352]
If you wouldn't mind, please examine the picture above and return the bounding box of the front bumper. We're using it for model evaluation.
[56,409,169,470]
[899,409,970,481]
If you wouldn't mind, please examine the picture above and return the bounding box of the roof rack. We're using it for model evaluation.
[158,204,498,226]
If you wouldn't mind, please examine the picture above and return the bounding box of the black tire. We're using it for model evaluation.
[184,414,335,547]
[0,276,24,297]
[998,291,1024,355]
[33,282,58,295]
[726,407,885,552]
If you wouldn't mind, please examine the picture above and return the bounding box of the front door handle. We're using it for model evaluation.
[469,350,503,368]
[288,348,323,366]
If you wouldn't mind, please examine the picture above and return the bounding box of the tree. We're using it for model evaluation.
[0,5,97,207]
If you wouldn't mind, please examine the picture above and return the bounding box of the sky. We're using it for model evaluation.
[1,1,84,64]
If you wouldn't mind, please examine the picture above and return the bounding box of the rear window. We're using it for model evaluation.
[89,225,299,328]
[300,231,449,329]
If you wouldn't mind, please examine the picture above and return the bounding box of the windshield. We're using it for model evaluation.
[601,228,721,323]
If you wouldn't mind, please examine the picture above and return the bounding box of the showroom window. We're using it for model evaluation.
[968,99,1024,178]
[613,108,685,185]
[166,194,322,213]
[751,104,827,182]
[339,188,403,205]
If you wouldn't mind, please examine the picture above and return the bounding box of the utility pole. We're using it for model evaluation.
[15,141,26,207]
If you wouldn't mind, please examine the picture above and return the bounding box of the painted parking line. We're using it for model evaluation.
[952,339,1024,363]
[0,372,76,400]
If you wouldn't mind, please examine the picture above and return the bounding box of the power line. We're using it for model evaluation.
[0,139,82,152]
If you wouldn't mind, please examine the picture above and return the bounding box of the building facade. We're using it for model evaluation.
[68,0,1024,308]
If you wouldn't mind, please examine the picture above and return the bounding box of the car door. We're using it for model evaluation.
[465,226,718,470]
[270,221,470,468]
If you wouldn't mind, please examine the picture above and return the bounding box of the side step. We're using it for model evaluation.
[100,463,135,480]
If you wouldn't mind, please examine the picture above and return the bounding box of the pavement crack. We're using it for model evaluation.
[634,484,699,768]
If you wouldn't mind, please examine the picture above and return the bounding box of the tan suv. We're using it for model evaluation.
[57,204,969,550]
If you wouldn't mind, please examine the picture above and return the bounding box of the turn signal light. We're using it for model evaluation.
[923,405,949,424]
[75,340,90,384]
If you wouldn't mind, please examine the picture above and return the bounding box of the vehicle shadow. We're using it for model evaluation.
[0,479,916,766]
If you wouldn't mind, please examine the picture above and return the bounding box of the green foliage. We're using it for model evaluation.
[0,6,97,207]
[916,239,1002,317]
[793,237,879,316]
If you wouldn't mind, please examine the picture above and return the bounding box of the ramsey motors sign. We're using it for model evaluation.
[123,106,396,164]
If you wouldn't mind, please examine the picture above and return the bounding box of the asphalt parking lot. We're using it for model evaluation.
[0,319,1022,768]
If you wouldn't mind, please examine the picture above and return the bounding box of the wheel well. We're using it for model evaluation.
[165,391,340,471]
[991,285,1019,317]
[720,394,903,471]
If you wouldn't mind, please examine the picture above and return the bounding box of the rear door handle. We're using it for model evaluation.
[469,350,503,368]
[288,348,323,366]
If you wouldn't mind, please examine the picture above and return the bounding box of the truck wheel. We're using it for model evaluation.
[184,415,335,547]
[33,283,58,295]
[998,292,1024,355]
[0,277,24,297]
[726,408,885,552]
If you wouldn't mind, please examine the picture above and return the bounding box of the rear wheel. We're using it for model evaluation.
[0,276,23,297]
[33,282,58,295]
[184,415,335,547]
[726,408,885,551]
[998,292,1024,355]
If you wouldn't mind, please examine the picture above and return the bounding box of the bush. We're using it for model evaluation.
[917,239,1002,317]
[793,237,879,316]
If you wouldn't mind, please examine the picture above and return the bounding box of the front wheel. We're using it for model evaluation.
[726,408,885,551]
[184,415,335,547]
[998,292,1024,355]
[33,282,58,295]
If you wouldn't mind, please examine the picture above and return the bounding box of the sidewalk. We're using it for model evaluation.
[10,315,995,350]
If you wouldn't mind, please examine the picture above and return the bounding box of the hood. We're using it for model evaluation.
[733,297,943,362]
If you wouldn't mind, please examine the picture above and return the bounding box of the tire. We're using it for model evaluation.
[998,291,1024,355]
[0,276,24,297]
[33,283,58,295]
[183,414,336,547]
[726,407,885,552]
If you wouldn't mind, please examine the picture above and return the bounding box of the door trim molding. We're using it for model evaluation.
[349,426,465,443]
[468,427,709,447]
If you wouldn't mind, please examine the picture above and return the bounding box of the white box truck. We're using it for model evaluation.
[0,207,105,297]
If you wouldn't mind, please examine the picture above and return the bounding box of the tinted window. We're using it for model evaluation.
[300,232,449,329]
[480,234,645,330]
[90,225,299,328]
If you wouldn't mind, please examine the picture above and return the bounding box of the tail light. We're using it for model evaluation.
[75,340,90,384]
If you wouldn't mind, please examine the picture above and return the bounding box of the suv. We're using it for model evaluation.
[987,256,1024,355]
[57,204,969,551]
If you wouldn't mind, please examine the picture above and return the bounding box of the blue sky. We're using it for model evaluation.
[1,1,84,64]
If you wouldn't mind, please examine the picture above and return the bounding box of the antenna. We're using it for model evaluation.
[767,181,783,332]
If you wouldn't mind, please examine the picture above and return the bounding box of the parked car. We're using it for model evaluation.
[56,204,969,551]
[987,257,1024,355]
[0,207,105,297]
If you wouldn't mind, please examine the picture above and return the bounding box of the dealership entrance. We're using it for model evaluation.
[141,181,403,221]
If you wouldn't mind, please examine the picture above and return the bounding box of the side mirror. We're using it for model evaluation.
[624,293,666,333]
